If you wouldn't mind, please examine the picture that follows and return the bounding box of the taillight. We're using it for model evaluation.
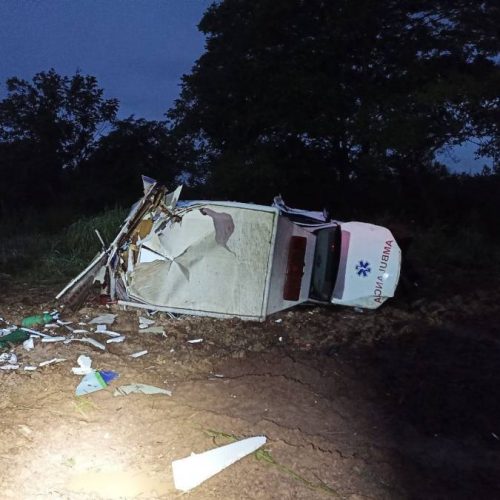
[283,236,307,301]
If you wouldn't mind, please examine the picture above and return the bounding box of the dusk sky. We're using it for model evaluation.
[0,0,489,172]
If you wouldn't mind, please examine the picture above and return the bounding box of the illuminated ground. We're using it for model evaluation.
[0,284,499,499]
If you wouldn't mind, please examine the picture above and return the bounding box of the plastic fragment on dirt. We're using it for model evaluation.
[106,335,125,343]
[187,338,203,344]
[0,352,17,368]
[56,320,72,325]
[130,350,148,358]
[139,317,155,328]
[99,370,119,384]
[97,330,122,338]
[0,364,19,370]
[71,355,93,375]
[67,338,106,350]
[24,366,37,371]
[39,358,66,367]
[89,314,116,325]
[140,326,164,335]
[172,436,267,492]
[41,336,67,343]
[20,327,51,338]
[96,324,107,333]
[76,371,107,396]
[23,337,34,351]
[113,383,171,397]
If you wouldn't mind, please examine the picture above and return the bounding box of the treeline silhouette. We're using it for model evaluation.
[0,0,499,241]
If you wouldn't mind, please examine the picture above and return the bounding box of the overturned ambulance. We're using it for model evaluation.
[57,177,401,321]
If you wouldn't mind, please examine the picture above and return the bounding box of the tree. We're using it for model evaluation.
[168,0,500,207]
[0,69,118,215]
[75,117,182,209]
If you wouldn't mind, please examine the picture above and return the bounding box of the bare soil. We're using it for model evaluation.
[1,281,499,499]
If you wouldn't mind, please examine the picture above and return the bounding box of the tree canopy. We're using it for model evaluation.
[169,0,500,206]
[0,69,119,214]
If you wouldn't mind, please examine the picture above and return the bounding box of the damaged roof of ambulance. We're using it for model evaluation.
[57,176,401,320]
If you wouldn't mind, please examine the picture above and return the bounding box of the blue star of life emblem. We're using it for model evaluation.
[355,260,371,277]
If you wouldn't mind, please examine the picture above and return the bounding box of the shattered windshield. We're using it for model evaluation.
[309,227,341,302]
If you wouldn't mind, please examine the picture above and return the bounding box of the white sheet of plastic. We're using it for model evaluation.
[172,436,266,492]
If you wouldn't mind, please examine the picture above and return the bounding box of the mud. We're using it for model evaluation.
[0,282,499,499]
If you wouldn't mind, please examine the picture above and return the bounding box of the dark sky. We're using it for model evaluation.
[0,0,210,120]
[0,0,490,172]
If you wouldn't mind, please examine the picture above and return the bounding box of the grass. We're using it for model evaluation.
[0,207,127,284]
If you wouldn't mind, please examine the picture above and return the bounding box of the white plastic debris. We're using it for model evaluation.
[0,353,19,370]
[0,352,17,364]
[113,384,172,396]
[89,314,116,325]
[41,336,67,343]
[187,339,203,344]
[130,350,148,358]
[140,326,164,335]
[172,436,267,492]
[66,338,106,350]
[96,324,107,333]
[98,330,122,338]
[20,327,51,338]
[274,318,283,323]
[24,366,37,371]
[106,335,125,343]
[139,317,155,328]
[23,337,35,351]
[39,358,66,367]
[71,355,93,375]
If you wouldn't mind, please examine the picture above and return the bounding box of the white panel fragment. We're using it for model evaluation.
[172,436,266,492]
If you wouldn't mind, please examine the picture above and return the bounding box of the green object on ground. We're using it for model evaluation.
[21,313,53,328]
[0,329,30,349]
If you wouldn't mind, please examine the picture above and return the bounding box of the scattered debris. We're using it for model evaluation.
[66,338,106,351]
[140,326,164,335]
[23,337,34,351]
[39,358,66,367]
[0,352,19,370]
[71,355,93,375]
[89,314,116,325]
[76,371,107,396]
[106,335,125,343]
[96,330,122,338]
[41,336,66,343]
[113,383,172,397]
[130,350,148,358]
[187,338,204,344]
[139,317,155,329]
[99,370,119,384]
[172,436,266,492]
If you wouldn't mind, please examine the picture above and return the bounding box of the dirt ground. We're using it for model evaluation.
[1,281,500,499]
